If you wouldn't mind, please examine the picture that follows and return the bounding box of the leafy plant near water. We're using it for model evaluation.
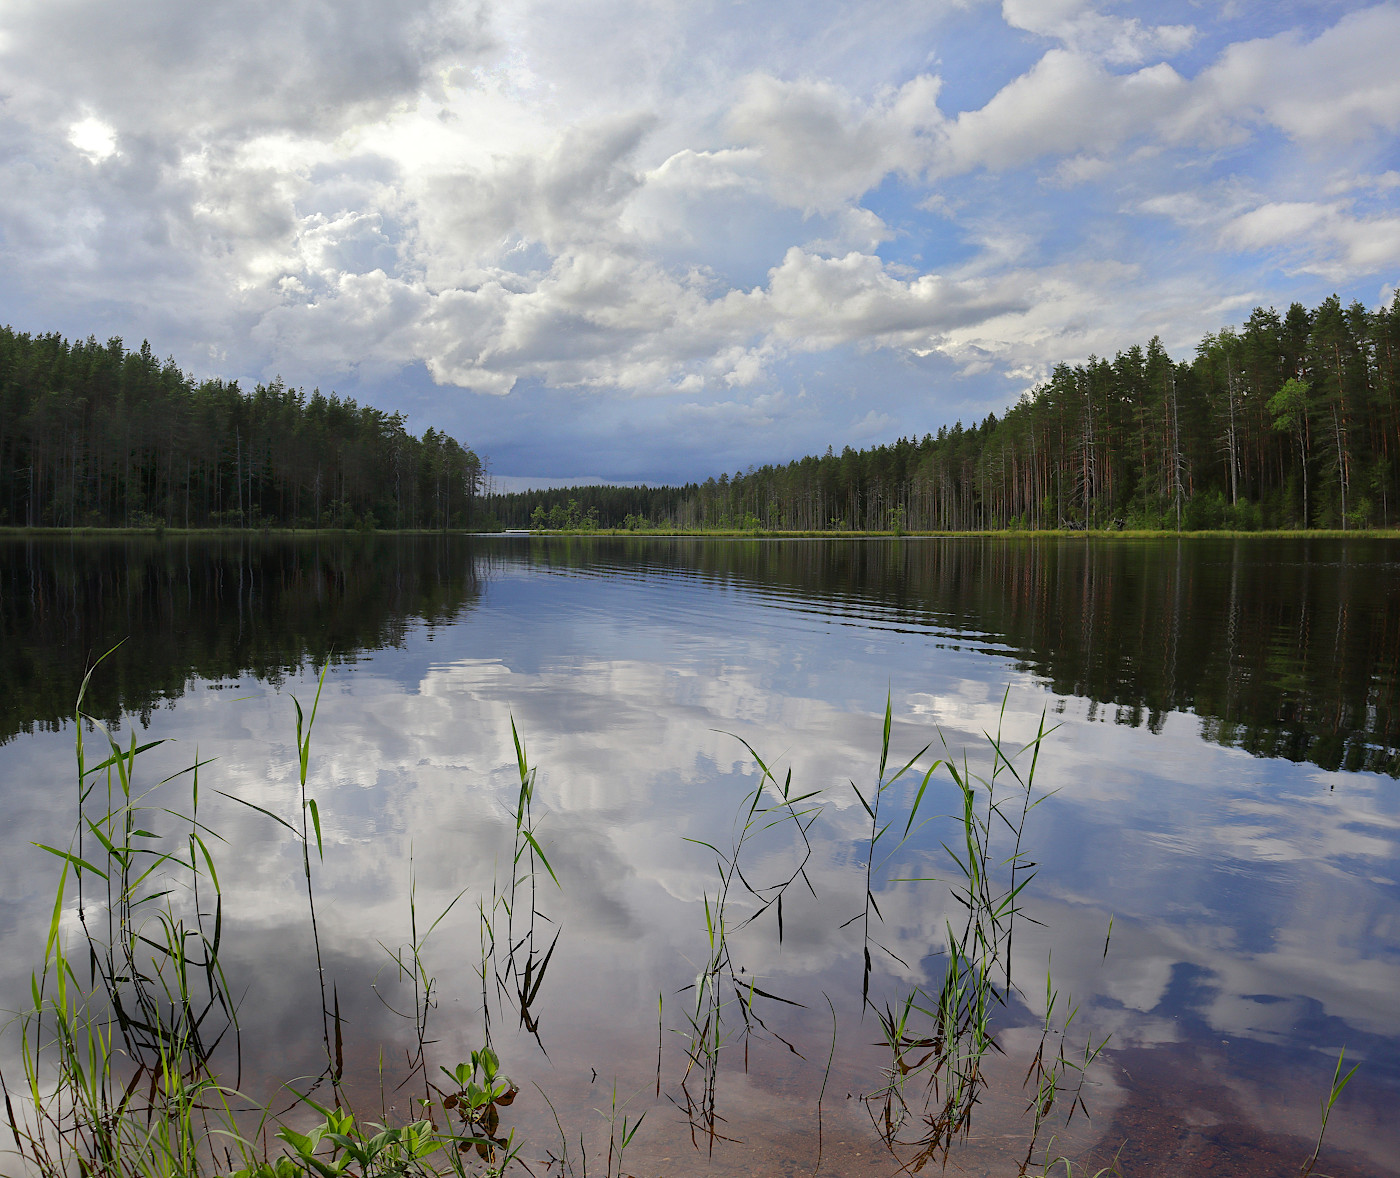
[867,700,1059,1167]
[2,651,244,1177]
[1014,961,1112,1177]
[0,661,1364,1178]
[672,736,822,1150]
[848,698,1120,1174]
[658,695,1106,1172]
[0,654,527,1178]
[494,721,560,1049]
[1300,1046,1361,1178]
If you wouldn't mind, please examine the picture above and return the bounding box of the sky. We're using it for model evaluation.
[2,1,1398,487]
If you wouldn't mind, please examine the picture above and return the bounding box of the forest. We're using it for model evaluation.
[6,287,1400,534]
[488,290,1400,532]
[0,329,482,530]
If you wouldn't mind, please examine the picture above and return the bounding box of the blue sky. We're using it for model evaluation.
[2,0,1398,488]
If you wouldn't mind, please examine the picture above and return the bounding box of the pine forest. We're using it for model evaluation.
[491,291,1400,532]
[5,287,1400,534]
[0,330,483,530]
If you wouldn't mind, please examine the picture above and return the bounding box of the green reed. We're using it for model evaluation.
[1,662,1364,1178]
[1300,1046,1360,1178]
[850,695,1109,1172]
[3,647,246,1176]
[0,654,529,1178]
[673,735,821,1149]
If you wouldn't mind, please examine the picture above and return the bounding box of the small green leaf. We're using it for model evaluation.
[33,843,109,880]
[308,797,324,860]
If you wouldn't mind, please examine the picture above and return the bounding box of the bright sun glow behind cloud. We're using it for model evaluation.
[67,116,116,161]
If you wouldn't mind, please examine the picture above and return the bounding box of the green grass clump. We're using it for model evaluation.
[0,651,526,1178]
[0,658,1362,1178]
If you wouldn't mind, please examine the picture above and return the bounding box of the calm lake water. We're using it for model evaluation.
[1,534,1398,1176]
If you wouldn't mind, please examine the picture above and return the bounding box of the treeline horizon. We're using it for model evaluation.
[0,328,483,530]
[485,288,1400,533]
[8,285,1400,537]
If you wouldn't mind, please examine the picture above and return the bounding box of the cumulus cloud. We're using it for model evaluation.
[1180,4,1400,144]
[762,247,1025,347]
[937,5,1400,174]
[1001,0,1195,65]
[727,72,946,210]
[276,241,1027,397]
[0,0,1397,477]
[1221,201,1400,280]
[939,50,1187,172]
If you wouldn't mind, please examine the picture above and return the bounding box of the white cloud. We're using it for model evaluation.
[1223,202,1333,251]
[253,267,429,377]
[936,5,1400,175]
[1221,201,1400,280]
[1324,170,1400,197]
[762,246,1024,349]
[381,243,1028,395]
[727,72,946,210]
[1181,4,1400,144]
[1001,0,1195,66]
[1,0,1398,477]
[939,50,1187,173]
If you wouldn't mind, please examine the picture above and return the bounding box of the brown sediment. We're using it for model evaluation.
[1085,1043,1398,1178]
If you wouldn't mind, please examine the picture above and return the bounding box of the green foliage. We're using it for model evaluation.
[1,657,1370,1178]
[531,498,599,531]
[479,290,1400,532]
[436,1048,521,1167]
[0,329,482,530]
[676,727,823,1144]
[260,1103,446,1178]
[859,699,1087,1170]
[1,655,521,1178]
[1183,489,1228,531]
[1299,1047,1361,1178]
[1269,377,1312,436]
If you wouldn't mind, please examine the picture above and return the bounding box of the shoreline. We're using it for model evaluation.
[3,525,1399,541]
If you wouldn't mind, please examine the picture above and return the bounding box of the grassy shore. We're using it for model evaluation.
[506,526,1400,539]
[0,526,463,537]
[4,525,1400,540]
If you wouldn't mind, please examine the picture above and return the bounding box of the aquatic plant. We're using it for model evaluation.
[853,696,1088,1170]
[0,654,522,1178]
[673,736,821,1149]
[0,659,1364,1178]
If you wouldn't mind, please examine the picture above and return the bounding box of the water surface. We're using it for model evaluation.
[1,534,1397,1175]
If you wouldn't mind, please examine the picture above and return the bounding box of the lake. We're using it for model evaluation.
[1,534,1398,1176]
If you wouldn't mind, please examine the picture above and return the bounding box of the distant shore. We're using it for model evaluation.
[4,525,1399,540]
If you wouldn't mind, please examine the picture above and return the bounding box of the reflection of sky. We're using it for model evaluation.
[2,539,1398,1173]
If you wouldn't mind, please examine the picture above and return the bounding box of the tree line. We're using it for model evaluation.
[487,289,1400,531]
[0,329,482,530]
